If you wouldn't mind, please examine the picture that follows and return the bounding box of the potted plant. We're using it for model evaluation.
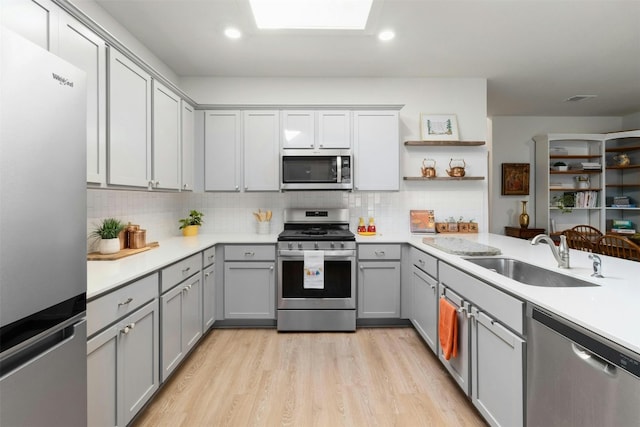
[179,210,204,236]
[91,218,125,254]
[553,161,568,172]
[552,193,575,213]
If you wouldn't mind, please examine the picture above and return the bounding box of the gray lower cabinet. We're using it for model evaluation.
[223,245,276,319]
[357,244,401,318]
[411,266,438,352]
[160,273,202,381]
[202,247,216,330]
[410,248,439,353]
[87,298,159,427]
[439,262,525,427]
[224,261,275,319]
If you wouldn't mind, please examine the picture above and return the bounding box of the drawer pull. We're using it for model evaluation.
[204,272,211,278]
[244,251,255,257]
[419,259,425,265]
[182,267,191,274]
[375,250,385,256]
[118,297,133,307]
[270,265,274,271]
[208,255,215,261]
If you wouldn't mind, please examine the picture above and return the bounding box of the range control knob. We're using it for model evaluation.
[298,242,303,250]
[288,242,293,249]
[341,242,345,248]
[330,242,335,248]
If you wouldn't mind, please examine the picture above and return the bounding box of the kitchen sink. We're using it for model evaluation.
[463,257,598,288]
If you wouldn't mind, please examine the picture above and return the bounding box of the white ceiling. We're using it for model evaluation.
[92,0,640,117]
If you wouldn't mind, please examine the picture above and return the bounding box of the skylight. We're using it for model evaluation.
[249,0,374,30]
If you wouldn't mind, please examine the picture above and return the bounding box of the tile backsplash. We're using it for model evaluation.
[87,187,486,249]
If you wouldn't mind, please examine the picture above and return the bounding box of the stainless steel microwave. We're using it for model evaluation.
[281,150,352,190]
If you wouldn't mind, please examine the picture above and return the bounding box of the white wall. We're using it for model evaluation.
[181,77,489,234]
[622,111,640,130]
[489,116,623,234]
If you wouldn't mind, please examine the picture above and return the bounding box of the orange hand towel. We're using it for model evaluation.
[439,297,458,360]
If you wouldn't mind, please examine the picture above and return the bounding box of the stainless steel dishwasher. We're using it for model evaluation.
[527,305,640,427]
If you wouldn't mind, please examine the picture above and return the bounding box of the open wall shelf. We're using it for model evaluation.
[403,176,485,181]
[404,140,485,146]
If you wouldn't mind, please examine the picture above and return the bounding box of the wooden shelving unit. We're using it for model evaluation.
[404,140,485,146]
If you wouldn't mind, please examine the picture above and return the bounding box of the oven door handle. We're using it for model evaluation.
[278,250,355,258]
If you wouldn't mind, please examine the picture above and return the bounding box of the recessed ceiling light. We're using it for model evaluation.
[224,27,242,39]
[249,0,373,30]
[378,30,395,41]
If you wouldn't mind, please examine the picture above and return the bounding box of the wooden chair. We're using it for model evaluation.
[571,225,603,243]
[562,229,594,252]
[595,235,640,261]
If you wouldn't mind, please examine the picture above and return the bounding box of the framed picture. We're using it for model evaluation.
[501,163,530,195]
[420,114,459,140]
[410,210,435,233]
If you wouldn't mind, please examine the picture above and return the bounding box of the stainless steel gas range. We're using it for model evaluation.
[277,208,356,331]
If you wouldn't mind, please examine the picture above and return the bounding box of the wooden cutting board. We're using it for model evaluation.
[87,242,159,261]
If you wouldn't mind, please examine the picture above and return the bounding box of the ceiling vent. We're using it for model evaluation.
[564,95,598,102]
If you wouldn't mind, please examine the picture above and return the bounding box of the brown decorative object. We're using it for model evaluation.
[421,159,437,177]
[129,229,147,249]
[446,159,466,177]
[519,200,530,228]
[87,242,159,261]
[504,226,545,240]
[435,222,478,234]
[502,163,530,195]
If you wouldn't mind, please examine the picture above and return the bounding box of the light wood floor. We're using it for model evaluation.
[132,328,487,427]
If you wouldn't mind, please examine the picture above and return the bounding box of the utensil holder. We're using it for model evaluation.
[256,221,270,235]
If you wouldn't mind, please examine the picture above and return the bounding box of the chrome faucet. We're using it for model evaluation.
[531,234,570,269]
[588,254,604,278]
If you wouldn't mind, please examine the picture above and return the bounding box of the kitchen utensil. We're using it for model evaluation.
[446,158,466,177]
[421,158,437,177]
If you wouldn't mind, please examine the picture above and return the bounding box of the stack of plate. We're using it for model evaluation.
[581,162,601,170]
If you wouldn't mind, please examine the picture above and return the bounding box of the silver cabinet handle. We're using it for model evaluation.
[235,185,239,191]
[208,254,215,261]
[183,184,188,190]
[155,181,160,187]
[359,264,364,270]
[182,267,191,274]
[429,283,436,290]
[120,322,135,334]
[118,297,133,307]
[375,250,385,256]
[204,272,211,278]
[419,259,425,265]
[270,265,274,271]
[244,251,255,257]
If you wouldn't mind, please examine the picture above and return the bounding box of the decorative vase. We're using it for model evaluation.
[99,238,121,254]
[519,201,530,228]
[182,225,199,236]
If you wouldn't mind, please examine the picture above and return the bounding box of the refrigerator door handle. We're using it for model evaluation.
[0,319,82,379]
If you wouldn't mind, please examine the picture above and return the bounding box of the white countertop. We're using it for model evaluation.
[88,232,640,355]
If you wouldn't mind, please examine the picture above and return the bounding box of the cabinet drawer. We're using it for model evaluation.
[224,245,275,261]
[411,247,437,278]
[161,253,201,294]
[358,244,401,260]
[440,262,524,334]
[203,246,216,267]
[87,273,158,337]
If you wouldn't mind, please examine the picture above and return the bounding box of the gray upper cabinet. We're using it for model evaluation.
[1,0,60,52]
[204,110,242,191]
[152,80,181,190]
[353,110,399,191]
[108,48,152,188]
[317,110,351,149]
[181,101,195,191]
[58,14,107,185]
[243,110,280,191]
[281,110,315,149]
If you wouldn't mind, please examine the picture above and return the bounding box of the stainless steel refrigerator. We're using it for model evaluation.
[0,27,87,426]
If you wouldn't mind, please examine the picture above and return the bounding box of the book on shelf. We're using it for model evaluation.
[612,219,633,229]
[611,228,636,234]
[610,204,637,208]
